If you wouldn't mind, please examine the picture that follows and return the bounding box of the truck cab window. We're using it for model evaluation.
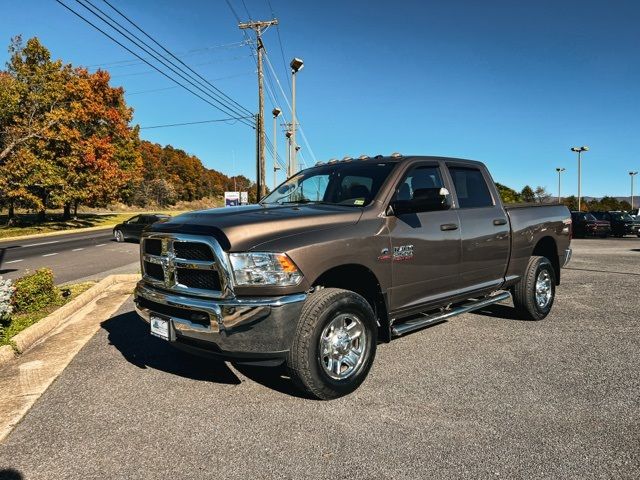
[396,165,445,202]
[448,166,493,208]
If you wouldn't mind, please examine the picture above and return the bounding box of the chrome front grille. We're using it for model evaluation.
[140,233,233,298]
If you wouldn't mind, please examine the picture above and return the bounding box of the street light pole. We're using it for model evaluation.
[570,146,589,211]
[289,57,304,177]
[556,167,565,204]
[272,107,281,190]
[630,171,639,210]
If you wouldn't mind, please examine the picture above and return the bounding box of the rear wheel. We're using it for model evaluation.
[114,229,125,242]
[512,256,556,321]
[286,288,377,400]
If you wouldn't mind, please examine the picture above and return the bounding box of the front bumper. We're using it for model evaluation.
[134,280,306,361]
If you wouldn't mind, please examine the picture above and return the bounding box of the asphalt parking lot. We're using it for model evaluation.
[0,237,638,479]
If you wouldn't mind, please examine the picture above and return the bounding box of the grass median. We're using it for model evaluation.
[0,269,95,348]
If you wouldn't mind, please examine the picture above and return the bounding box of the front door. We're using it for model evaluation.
[387,162,462,313]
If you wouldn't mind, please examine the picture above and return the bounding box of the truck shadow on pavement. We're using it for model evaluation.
[101,311,241,385]
[471,303,525,321]
[100,310,308,397]
[0,468,23,480]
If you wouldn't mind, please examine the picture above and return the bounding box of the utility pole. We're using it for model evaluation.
[239,19,278,200]
[285,123,293,177]
[556,167,565,204]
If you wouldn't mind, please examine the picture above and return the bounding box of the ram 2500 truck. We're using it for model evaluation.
[134,155,572,399]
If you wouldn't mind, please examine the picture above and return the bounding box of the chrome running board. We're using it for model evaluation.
[391,291,512,337]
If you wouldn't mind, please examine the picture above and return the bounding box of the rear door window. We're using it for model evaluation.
[448,166,494,208]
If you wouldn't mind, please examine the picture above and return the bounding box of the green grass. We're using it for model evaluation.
[0,281,96,347]
[0,211,186,240]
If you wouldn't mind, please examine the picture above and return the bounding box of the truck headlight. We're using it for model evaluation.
[229,252,303,286]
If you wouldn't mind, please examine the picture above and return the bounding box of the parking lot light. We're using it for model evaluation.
[570,146,589,211]
[556,167,566,204]
[630,171,638,210]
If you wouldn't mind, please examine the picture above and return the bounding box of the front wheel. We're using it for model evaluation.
[512,256,556,321]
[286,288,377,400]
[113,229,125,242]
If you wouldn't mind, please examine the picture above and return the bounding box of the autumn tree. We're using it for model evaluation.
[0,36,72,219]
[495,182,521,203]
[533,186,551,204]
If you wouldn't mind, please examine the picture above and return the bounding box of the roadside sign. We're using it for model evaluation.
[224,191,240,207]
[240,191,248,205]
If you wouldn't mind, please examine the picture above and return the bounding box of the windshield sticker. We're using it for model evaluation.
[354,199,365,205]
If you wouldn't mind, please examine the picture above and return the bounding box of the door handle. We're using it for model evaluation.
[440,223,459,231]
[493,218,507,226]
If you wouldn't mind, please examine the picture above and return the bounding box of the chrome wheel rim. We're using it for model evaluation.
[535,269,552,309]
[319,313,367,381]
[115,230,123,242]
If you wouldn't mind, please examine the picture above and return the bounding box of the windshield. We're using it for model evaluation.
[610,212,633,221]
[261,162,397,207]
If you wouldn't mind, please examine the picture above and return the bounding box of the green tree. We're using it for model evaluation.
[521,185,535,203]
[495,182,521,203]
[563,195,578,211]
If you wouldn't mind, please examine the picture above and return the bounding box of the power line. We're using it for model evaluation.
[265,0,292,95]
[102,0,253,118]
[55,0,254,128]
[76,0,253,122]
[140,116,254,129]
[126,71,253,95]
[62,0,254,127]
[85,40,250,68]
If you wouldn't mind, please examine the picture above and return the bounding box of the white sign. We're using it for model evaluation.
[224,191,240,207]
[240,191,248,205]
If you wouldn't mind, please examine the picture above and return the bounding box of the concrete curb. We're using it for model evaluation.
[2,274,139,365]
[0,345,14,364]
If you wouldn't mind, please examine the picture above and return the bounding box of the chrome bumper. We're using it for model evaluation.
[563,247,572,267]
[134,280,306,358]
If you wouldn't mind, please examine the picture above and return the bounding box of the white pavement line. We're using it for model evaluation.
[42,253,58,257]
[72,248,84,251]
[21,240,61,248]
[95,244,107,247]
[5,259,24,264]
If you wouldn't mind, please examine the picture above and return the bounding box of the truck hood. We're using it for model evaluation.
[148,204,363,251]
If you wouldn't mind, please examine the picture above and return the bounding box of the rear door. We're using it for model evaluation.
[446,163,510,293]
[387,161,462,312]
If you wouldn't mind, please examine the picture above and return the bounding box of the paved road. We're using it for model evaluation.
[0,238,638,479]
[0,229,139,284]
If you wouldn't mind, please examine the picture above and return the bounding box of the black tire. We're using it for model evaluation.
[511,256,556,321]
[286,288,377,400]
[113,229,125,242]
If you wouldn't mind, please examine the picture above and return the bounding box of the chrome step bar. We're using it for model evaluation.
[391,291,512,337]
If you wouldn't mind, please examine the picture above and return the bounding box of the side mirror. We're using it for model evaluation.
[391,187,450,215]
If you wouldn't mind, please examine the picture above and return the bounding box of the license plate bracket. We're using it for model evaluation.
[150,314,174,341]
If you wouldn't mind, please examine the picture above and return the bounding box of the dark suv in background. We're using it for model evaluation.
[590,211,639,237]
[113,214,170,242]
[571,212,610,238]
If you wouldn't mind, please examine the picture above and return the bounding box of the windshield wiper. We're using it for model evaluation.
[278,199,327,205]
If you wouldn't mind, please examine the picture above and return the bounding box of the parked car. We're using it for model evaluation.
[570,211,611,238]
[590,211,640,237]
[113,214,170,242]
[134,155,571,399]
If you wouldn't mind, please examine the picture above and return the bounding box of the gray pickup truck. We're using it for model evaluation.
[134,155,572,399]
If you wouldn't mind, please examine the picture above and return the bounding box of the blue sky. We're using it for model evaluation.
[1,0,639,197]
